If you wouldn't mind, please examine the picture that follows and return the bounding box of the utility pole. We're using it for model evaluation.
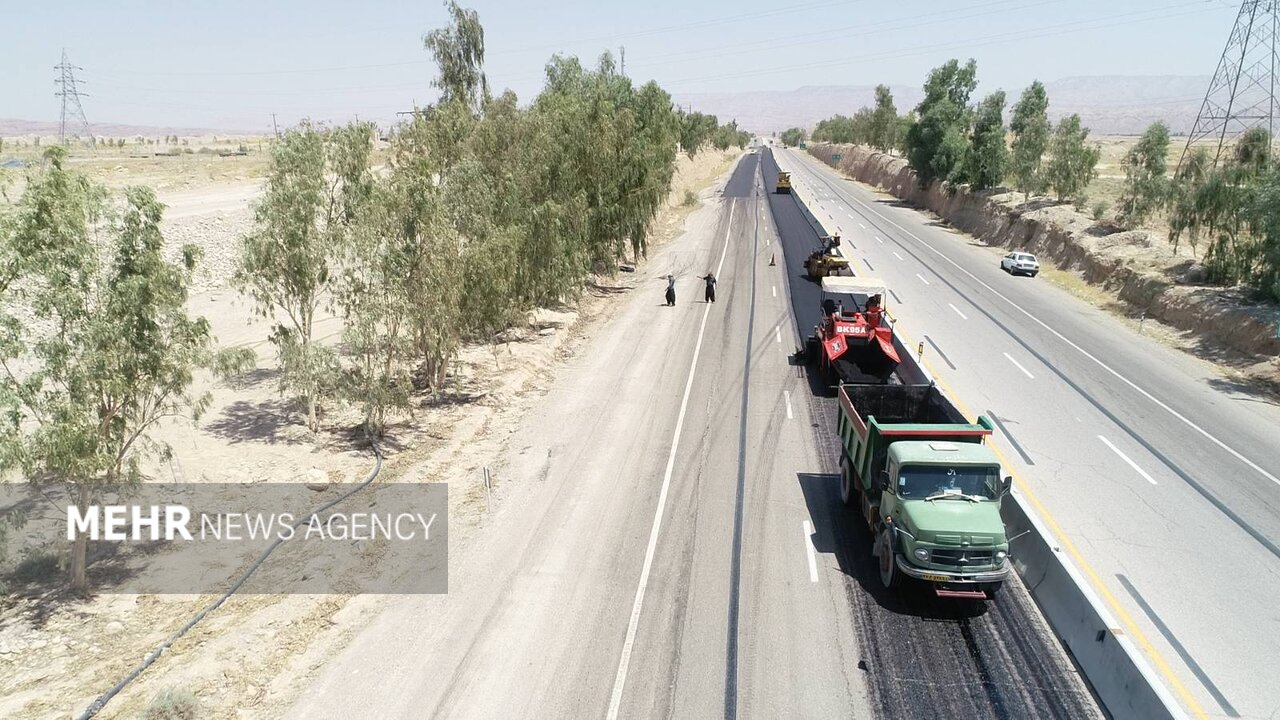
[54,49,91,145]
[1180,0,1280,171]
[620,46,626,77]
[271,113,279,139]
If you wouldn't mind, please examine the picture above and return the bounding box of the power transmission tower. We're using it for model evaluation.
[54,49,92,145]
[1180,0,1280,169]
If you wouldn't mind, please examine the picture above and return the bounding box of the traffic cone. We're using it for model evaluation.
[768,253,776,266]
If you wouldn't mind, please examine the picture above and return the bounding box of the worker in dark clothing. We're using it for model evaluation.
[701,272,717,303]
[865,293,883,326]
[664,275,676,306]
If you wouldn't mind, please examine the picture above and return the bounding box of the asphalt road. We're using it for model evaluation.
[770,144,1280,720]
[287,150,1097,720]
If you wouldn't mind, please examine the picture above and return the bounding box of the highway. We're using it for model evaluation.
[287,151,1098,720]
[769,145,1280,720]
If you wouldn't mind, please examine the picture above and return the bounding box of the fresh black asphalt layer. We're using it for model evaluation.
[761,147,1101,720]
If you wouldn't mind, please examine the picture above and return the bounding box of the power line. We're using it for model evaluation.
[85,0,1029,99]
[622,0,1063,73]
[661,1,1221,87]
[55,49,92,144]
[88,0,865,79]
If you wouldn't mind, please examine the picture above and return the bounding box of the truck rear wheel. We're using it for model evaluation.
[839,457,854,506]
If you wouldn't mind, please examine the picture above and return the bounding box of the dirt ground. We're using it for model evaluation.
[0,145,742,719]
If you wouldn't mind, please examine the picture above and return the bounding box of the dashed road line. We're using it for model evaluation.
[948,303,968,320]
[1003,352,1035,379]
[823,170,1279,492]
[915,273,930,285]
[892,251,904,261]
[1099,436,1158,485]
[784,390,794,419]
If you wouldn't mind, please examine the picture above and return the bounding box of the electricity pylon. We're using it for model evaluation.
[1180,1,1280,170]
[54,49,92,145]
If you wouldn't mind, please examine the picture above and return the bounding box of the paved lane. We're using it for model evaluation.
[774,144,1280,720]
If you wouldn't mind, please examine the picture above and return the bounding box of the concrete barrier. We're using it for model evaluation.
[785,154,1188,720]
[1002,493,1187,720]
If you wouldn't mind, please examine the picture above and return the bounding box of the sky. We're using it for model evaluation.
[3,0,1244,132]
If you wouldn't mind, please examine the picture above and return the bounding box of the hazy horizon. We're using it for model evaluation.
[6,0,1239,132]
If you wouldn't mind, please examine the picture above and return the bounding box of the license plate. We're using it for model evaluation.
[921,573,951,582]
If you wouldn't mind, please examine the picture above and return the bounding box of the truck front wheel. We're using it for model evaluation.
[876,528,902,590]
[839,457,854,506]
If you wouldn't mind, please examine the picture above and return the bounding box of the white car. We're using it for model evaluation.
[1000,252,1040,277]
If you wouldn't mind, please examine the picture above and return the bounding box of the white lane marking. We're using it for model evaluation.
[915,273,930,285]
[785,390,794,419]
[803,520,819,582]
[772,285,777,298]
[1099,436,1159,485]
[948,303,968,320]
[892,251,904,261]
[1003,352,1035,379]
[775,326,781,343]
[858,222,866,229]
[875,236,883,244]
[827,176,1280,490]
[607,201,736,720]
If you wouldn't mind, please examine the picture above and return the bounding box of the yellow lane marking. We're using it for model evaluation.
[892,325,1209,720]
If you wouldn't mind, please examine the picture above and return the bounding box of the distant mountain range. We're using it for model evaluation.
[672,75,1212,136]
[0,118,255,138]
[3,76,1214,140]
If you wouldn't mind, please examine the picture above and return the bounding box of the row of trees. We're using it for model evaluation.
[679,111,750,156]
[10,8,742,443]
[0,2,744,589]
[811,85,912,154]
[779,127,806,148]
[810,60,1101,203]
[1116,123,1280,300]
[902,60,1100,200]
[239,1,748,436]
[804,58,1277,300]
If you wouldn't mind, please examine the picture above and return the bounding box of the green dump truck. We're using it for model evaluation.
[836,380,1013,599]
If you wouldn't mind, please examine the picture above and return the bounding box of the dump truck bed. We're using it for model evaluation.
[837,382,995,494]
[840,384,968,427]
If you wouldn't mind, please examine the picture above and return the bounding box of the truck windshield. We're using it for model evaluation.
[897,465,999,500]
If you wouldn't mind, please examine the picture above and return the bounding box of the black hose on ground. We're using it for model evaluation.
[77,440,384,720]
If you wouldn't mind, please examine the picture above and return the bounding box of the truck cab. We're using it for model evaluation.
[874,441,1011,598]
